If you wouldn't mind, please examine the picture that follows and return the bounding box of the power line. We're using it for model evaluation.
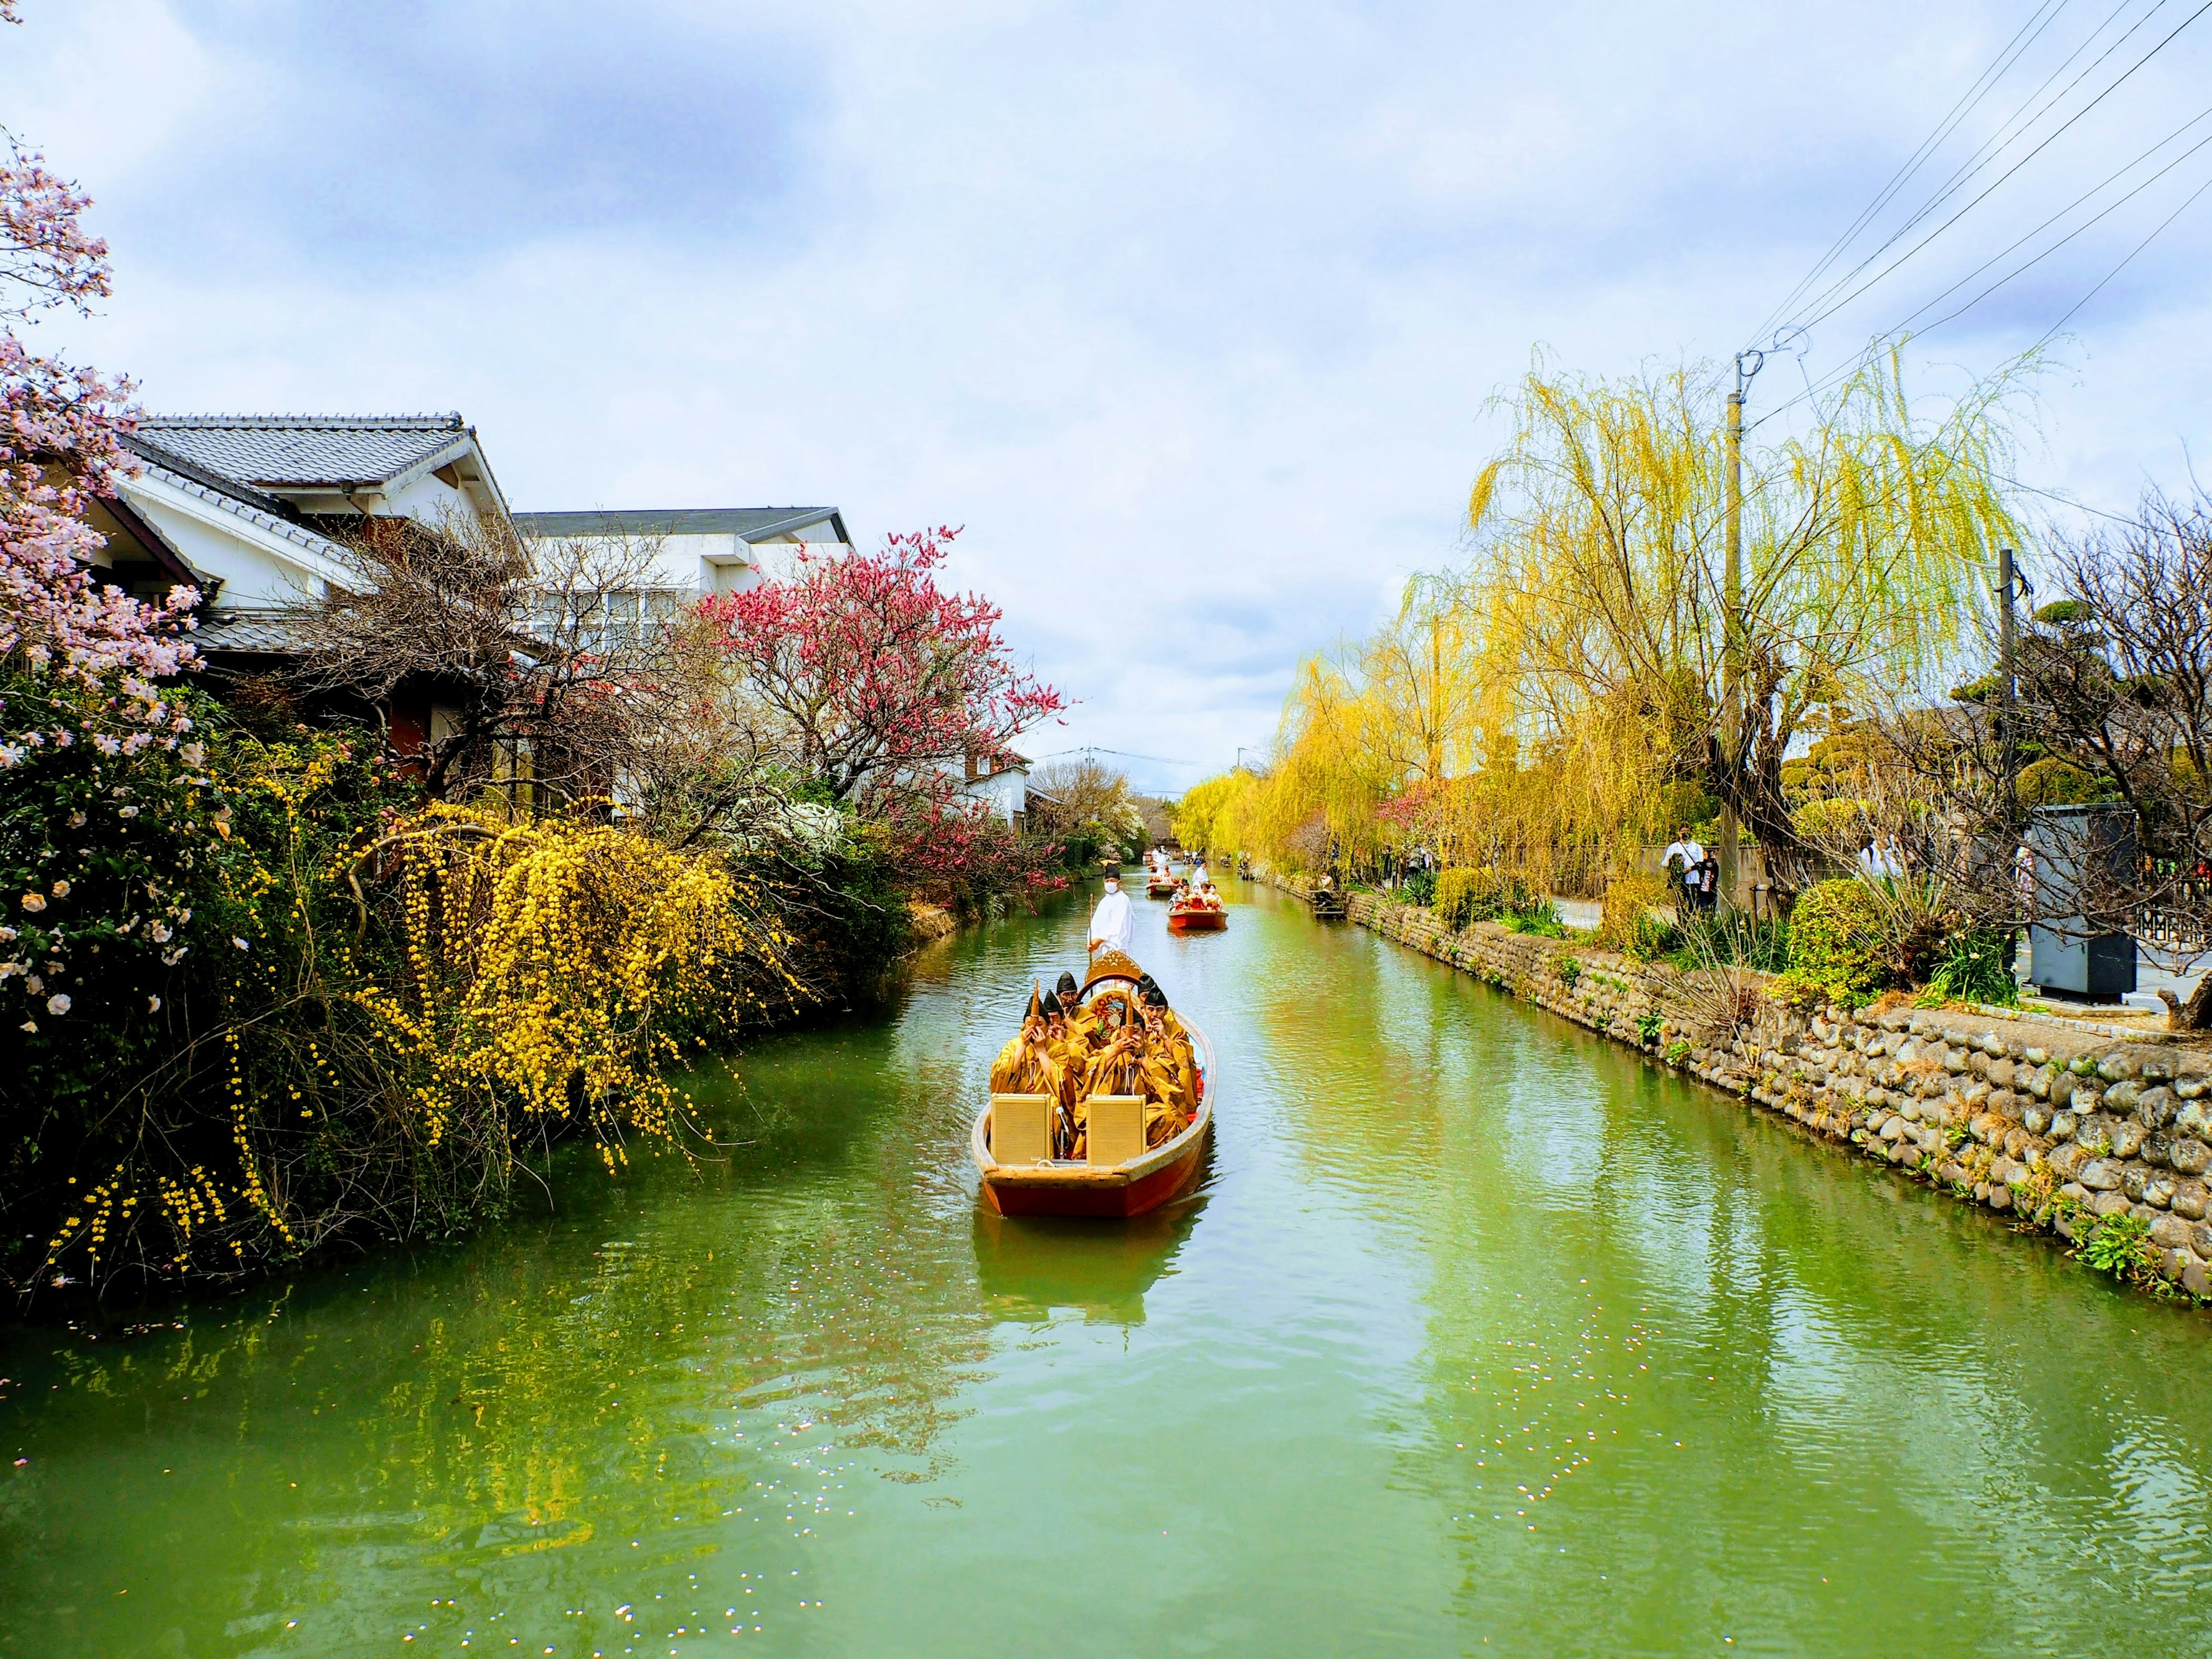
[2034,160,2212,340]
[1998,472,2148,522]
[1035,744,1199,767]
[1783,0,2212,342]
[1774,0,2181,336]
[1876,97,2212,339]
[1750,0,2081,346]
[1750,131,2212,434]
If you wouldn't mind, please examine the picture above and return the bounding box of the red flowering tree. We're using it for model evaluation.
[698,526,1063,808]
[0,99,196,681]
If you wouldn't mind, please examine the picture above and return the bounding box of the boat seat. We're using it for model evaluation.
[1085,1094,1147,1168]
[990,1093,1054,1165]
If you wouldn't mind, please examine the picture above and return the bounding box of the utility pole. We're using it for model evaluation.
[1997,545,2018,828]
[1719,354,1755,910]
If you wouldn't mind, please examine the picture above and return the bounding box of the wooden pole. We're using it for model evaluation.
[1998,544,2018,830]
[1720,382,1744,908]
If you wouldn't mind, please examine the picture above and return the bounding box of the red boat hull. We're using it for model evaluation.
[981,1134,1206,1217]
[1167,907,1226,931]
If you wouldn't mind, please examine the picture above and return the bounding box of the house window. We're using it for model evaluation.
[540,588,687,649]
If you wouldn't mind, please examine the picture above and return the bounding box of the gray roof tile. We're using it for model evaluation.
[190,609,317,655]
[132,414,472,490]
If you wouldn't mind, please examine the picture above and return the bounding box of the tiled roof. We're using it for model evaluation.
[190,609,317,656]
[512,507,849,543]
[131,414,474,490]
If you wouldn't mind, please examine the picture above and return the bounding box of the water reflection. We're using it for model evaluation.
[971,1177,1209,1325]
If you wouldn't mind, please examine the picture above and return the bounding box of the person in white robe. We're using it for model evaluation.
[1192,857,1210,888]
[1088,874,1134,957]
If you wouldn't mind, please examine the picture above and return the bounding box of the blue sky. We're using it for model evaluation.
[12,0,2212,793]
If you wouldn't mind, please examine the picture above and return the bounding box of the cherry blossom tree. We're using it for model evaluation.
[698,527,1063,809]
[1,90,197,681]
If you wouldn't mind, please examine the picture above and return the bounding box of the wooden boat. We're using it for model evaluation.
[1166,901,1227,931]
[1145,872,1178,899]
[972,956,1213,1219]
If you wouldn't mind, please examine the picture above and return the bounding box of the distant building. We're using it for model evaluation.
[960,747,1031,825]
[509,507,853,645]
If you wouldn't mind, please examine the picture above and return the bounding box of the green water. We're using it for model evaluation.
[5,882,2212,1657]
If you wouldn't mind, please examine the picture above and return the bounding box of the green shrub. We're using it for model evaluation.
[1622,910,1681,963]
[1635,1011,1663,1047]
[1791,797,1873,842]
[1554,955,1582,988]
[1434,866,1537,930]
[2017,756,2112,808]
[1664,913,1791,975]
[2081,1211,2156,1281]
[1400,866,1436,909]
[1502,899,1566,937]
[1779,878,1894,1006]
[1918,927,2018,1007]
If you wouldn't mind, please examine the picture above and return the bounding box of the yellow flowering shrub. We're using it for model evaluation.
[12,695,811,1294]
[363,804,805,1164]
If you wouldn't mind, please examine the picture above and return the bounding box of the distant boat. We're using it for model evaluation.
[972,957,1213,1218]
[1145,871,1179,899]
[1166,900,1227,932]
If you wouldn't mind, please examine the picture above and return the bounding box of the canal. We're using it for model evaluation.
[5,881,2211,1656]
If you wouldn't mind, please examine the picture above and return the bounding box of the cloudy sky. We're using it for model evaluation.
[12,0,2212,792]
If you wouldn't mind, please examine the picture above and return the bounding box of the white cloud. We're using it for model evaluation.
[11,0,2212,790]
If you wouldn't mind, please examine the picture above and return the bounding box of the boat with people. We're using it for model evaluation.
[1167,888,1228,931]
[972,951,1213,1218]
[1143,848,1178,898]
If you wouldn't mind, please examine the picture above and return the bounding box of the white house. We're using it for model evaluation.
[85,412,516,755]
[103,411,512,649]
[959,747,1031,824]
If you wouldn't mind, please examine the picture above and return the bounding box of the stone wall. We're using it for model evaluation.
[1281,874,2212,1298]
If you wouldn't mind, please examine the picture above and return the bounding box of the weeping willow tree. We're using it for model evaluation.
[1466,345,2031,890]
[1171,768,1259,857]
[1191,345,2030,891]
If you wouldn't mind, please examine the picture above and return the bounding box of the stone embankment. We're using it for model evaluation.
[1274,873,2212,1298]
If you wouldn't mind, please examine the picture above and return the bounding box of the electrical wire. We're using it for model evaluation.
[1998,472,2148,522]
[1749,0,2080,346]
[1876,96,2212,340]
[1751,134,2212,432]
[2032,160,2212,341]
[1783,0,2212,341]
[1035,745,1199,767]
[1760,0,2160,343]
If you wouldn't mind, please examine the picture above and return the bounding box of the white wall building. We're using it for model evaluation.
[509,507,853,645]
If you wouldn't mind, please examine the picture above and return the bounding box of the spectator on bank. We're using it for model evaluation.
[1690,854,1719,914]
[1859,836,1905,880]
[1661,825,1706,893]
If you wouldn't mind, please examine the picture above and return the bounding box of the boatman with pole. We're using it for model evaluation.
[1088,872,1133,959]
